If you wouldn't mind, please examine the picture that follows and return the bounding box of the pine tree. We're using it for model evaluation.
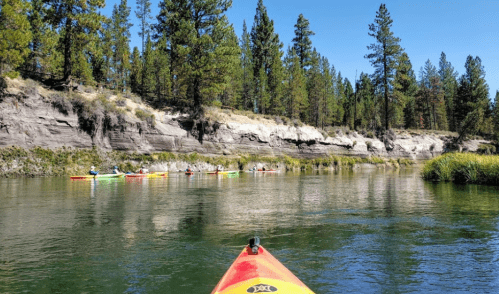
[217,25,242,109]
[455,55,489,141]
[334,72,345,126]
[24,0,62,77]
[142,36,156,101]
[135,0,152,54]
[439,52,458,131]
[89,31,106,85]
[284,47,308,120]
[494,91,499,138]
[111,0,133,91]
[307,49,322,127]
[343,78,354,129]
[357,72,378,130]
[100,17,115,86]
[365,3,402,130]
[0,0,31,77]
[416,59,440,129]
[255,65,269,114]
[156,0,236,108]
[392,52,417,128]
[319,57,335,129]
[129,46,142,94]
[25,0,43,73]
[240,20,254,110]
[45,0,104,81]
[250,0,282,114]
[292,13,314,70]
[267,33,284,115]
[154,35,171,107]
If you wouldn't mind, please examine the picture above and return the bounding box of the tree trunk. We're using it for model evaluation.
[63,16,72,81]
[383,52,389,131]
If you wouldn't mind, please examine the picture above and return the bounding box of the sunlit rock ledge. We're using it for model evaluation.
[0,77,489,161]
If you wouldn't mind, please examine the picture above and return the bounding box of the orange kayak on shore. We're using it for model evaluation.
[211,238,315,294]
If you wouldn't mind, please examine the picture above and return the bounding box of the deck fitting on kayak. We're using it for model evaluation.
[249,237,260,255]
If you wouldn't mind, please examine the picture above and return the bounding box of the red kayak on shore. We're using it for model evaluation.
[211,238,315,294]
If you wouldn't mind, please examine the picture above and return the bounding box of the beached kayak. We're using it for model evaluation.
[70,174,125,180]
[211,238,315,294]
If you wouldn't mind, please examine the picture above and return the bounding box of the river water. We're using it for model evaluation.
[1,168,499,293]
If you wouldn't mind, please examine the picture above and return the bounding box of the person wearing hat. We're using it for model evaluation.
[89,166,99,175]
[112,166,122,174]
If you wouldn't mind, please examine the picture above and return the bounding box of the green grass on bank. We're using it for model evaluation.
[422,153,499,185]
[0,146,413,177]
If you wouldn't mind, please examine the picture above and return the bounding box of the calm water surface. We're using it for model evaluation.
[1,168,499,293]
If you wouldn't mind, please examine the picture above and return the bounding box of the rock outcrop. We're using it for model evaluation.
[0,79,488,160]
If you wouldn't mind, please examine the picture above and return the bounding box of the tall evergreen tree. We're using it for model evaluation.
[319,57,335,129]
[129,46,142,94]
[284,47,308,120]
[343,78,354,129]
[142,36,156,101]
[307,49,322,127]
[240,20,254,110]
[111,0,133,90]
[135,0,152,54]
[266,39,284,115]
[334,72,345,126]
[365,3,402,130]
[455,55,489,141]
[255,65,269,114]
[156,0,236,108]
[0,0,31,76]
[419,60,443,129]
[217,25,242,109]
[357,72,378,130]
[494,90,499,138]
[154,35,171,106]
[392,52,417,128]
[98,17,114,85]
[25,0,44,73]
[45,0,104,81]
[438,52,458,131]
[292,13,314,70]
[24,0,62,77]
[250,0,282,114]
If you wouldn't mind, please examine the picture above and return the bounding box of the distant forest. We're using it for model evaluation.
[1,0,498,140]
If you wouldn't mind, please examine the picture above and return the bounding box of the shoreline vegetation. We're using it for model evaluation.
[422,153,499,186]
[0,146,414,178]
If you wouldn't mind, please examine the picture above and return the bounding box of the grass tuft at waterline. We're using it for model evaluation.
[422,153,499,185]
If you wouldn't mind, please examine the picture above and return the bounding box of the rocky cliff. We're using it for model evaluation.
[0,78,487,159]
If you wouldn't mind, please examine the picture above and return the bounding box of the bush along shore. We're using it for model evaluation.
[422,153,499,185]
[0,146,414,177]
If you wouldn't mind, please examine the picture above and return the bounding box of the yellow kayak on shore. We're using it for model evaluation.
[211,238,315,294]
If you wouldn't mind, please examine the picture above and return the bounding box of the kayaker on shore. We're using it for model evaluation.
[89,166,98,175]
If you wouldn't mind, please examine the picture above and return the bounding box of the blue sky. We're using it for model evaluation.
[103,0,499,99]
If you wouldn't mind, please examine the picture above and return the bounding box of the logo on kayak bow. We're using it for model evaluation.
[246,284,278,293]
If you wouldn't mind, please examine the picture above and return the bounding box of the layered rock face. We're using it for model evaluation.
[0,86,485,159]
